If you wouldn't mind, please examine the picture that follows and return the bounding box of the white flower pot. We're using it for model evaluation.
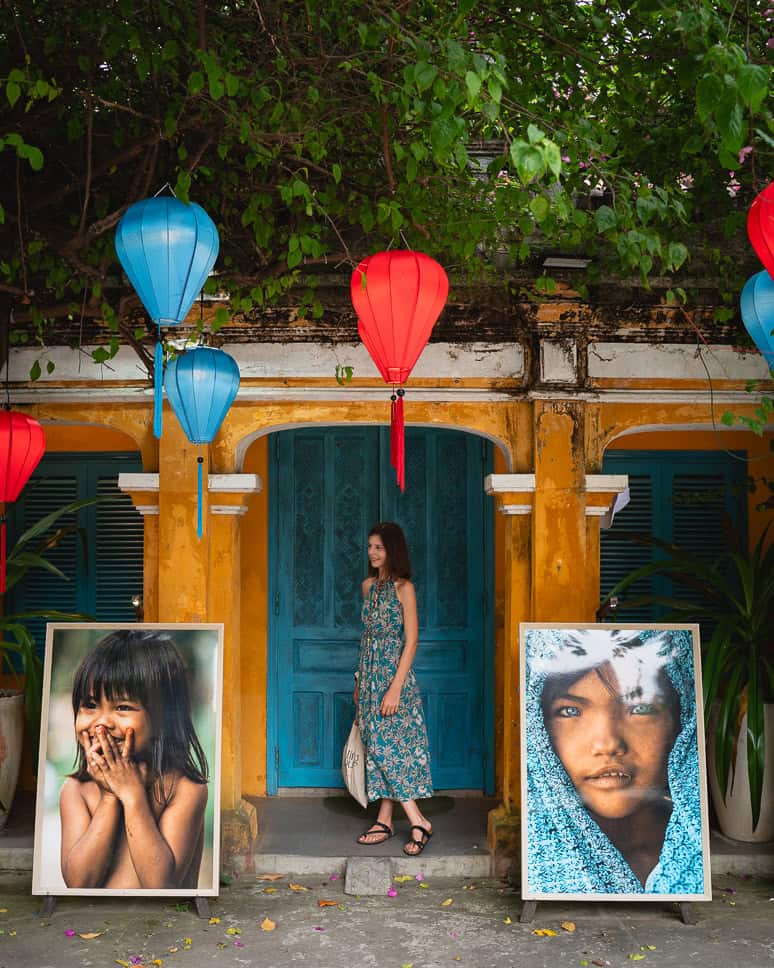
[0,691,25,832]
[707,703,774,843]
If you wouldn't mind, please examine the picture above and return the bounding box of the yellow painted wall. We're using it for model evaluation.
[42,425,140,453]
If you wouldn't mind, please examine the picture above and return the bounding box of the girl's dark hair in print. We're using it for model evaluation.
[368,522,412,580]
[70,630,209,802]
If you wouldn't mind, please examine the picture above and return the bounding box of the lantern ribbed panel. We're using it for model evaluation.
[114,197,219,326]
[0,411,46,503]
[351,251,449,384]
[747,183,774,281]
[740,271,774,367]
[164,347,240,444]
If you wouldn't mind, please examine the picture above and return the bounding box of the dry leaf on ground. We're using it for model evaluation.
[261,918,276,932]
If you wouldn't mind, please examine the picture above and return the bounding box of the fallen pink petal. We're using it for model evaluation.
[64,930,75,937]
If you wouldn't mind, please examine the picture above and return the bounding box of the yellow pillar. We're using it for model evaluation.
[158,420,210,622]
[484,475,534,871]
[584,475,630,619]
[206,475,261,811]
[531,404,588,621]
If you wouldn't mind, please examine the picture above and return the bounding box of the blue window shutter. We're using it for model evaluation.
[7,474,80,657]
[600,451,747,623]
[6,453,143,656]
[93,474,144,622]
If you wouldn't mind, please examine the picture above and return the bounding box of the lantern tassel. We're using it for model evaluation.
[0,513,6,595]
[197,455,204,539]
[153,339,164,439]
[390,389,405,492]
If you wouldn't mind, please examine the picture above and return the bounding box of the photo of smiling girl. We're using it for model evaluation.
[33,625,222,897]
[522,625,710,899]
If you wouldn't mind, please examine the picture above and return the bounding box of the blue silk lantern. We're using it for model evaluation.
[740,271,774,369]
[164,346,240,538]
[114,197,220,438]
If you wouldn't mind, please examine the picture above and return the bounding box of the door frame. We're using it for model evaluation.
[266,425,496,795]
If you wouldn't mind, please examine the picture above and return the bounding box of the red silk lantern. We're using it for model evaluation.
[0,410,46,592]
[351,251,448,491]
[747,182,774,279]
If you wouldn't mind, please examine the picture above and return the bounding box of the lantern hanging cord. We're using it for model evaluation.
[153,182,177,198]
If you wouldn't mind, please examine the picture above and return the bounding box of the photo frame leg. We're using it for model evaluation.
[519,900,538,924]
[678,902,697,925]
[194,897,212,919]
[38,896,57,918]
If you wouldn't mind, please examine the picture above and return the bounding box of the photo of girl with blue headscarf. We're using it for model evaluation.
[522,626,710,899]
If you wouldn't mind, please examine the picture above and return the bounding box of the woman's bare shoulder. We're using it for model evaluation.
[394,579,415,598]
[362,577,375,597]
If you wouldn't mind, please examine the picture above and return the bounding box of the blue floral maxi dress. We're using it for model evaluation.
[357,579,433,802]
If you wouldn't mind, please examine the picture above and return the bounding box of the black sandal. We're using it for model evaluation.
[403,824,433,856]
[356,821,395,846]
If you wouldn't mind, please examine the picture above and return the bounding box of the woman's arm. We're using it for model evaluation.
[380,580,419,716]
[60,777,122,888]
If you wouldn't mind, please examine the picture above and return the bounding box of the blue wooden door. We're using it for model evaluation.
[269,427,494,793]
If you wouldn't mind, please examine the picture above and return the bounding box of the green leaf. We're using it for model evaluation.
[737,63,769,110]
[696,74,723,122]
[509,141,544,183]
[529,195,549,223]
[465,70,481,100]
[187,71,205,95]
[526,124,545,144]
[487,77,502,104]
[6,81,21,107]
[225,73,239,97]
[332,163,342,184]
[415,62,438,93]
[29,360,41,381]
[716,97,745,152]
[46,360,55,375]
[19,144,44,171]
[542,140,562,179]
[667,241,688,271]
[595,205,617,232]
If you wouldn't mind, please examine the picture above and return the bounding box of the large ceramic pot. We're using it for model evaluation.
[0,690,24,832]
[707,703,774,843]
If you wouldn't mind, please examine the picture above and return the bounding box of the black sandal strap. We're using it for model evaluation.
[360,821,393,836]
[408,824,432,843]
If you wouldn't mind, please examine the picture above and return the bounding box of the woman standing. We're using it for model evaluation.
[354,522,434,855]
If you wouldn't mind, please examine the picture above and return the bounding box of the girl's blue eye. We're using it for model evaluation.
[555,705,581,718]
[630,703,657,715]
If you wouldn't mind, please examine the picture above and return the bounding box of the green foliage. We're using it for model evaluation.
[0,496,103,770]
[600,527,774,830]
[0,0,771,365]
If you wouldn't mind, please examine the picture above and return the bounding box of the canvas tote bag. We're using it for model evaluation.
[342,720,368,808]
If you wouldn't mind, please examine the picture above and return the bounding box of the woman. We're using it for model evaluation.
[524,626,707,895]
[353,522,434,856]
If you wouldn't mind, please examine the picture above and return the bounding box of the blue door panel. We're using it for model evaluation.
[270,427,493,792]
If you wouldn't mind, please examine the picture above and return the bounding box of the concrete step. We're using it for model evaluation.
[228,851,493,879]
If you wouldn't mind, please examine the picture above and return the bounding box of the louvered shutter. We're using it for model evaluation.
[6,453,143,656]
[93,474,144,622]
[8,474,80,656]
[599,473,657,622]
[600,451,747,623]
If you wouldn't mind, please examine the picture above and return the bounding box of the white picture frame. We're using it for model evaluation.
[520,623,711,902]
[33,623,223,897]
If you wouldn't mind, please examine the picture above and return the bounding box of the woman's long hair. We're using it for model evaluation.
[368,522,412,579]
[70,630,209,803]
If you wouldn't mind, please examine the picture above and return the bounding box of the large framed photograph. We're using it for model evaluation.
[33,624,223,897]
[520,624,711,901]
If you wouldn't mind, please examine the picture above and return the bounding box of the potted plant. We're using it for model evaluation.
[599,525,774,842]
[0,496,98,826]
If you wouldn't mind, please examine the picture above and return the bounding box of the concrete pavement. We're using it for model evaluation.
[0,869,771,967]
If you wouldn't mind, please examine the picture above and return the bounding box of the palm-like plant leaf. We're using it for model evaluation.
[601,523,774,830]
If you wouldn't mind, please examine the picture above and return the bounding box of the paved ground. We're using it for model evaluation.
[0,870,772,968]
